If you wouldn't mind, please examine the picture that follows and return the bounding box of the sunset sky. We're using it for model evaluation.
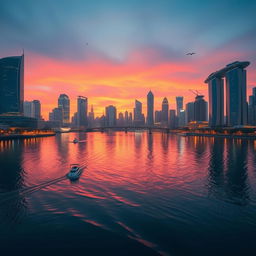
[0,0,256,119]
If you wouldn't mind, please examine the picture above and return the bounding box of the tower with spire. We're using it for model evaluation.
[147,90,154,126]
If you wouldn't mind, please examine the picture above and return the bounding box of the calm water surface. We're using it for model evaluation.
[0,132,256,255]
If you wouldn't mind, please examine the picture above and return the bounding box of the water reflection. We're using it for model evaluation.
[208,138,225,199]
[225,139,249,205]
[0,133,256,255]
[207,138,250,205]
[0,140,27,225]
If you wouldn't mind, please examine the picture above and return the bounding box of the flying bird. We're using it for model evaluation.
[186,52,196,55]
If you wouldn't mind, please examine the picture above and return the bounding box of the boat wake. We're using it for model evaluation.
[0,175,67,205]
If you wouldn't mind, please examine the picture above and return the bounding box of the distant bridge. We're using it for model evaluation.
[84,126,171,133]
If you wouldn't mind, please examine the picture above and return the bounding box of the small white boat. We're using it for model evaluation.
[73,138,79,143]
[67,164,82,180]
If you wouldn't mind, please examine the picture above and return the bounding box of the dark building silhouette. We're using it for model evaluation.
[117,112,124,126]
[207,77,224,126]
[169,109,176,129]
[124,111,129,125]
[205,61,250,127]
[88,105,95,127]
[0,54,24,114]
[176,96,184,126]
[77,96,88,128]
[105,105,117,127]
[58,94,70,125]
[33,100,41,120]
[161,97,169,127]
[23,101,34,118]
[248,87,256,125]
[147,90,154,126]
[155,110,162,124]
[23,100,41,120]
[194,95,207,121]
[186,102,194,123]
[176,96,183,115]
[49,107,63,127]
[133,100,144,126]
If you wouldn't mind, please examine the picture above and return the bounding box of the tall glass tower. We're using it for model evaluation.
[161,97,169,127]
[77,96,88,128]
[58,94,70,125]
[0,54,24,114]
[147,90,154,126]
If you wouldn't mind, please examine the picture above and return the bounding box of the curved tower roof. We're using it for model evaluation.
[205,61,250,83]
[162,97,168,104]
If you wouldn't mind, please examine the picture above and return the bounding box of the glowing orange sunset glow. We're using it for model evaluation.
[24,49,256,120]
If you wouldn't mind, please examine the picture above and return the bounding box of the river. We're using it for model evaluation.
[0,132,256,255]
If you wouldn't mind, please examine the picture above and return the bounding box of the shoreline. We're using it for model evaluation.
[0,133,56,140]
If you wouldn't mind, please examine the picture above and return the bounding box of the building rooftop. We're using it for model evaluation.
[204,61,250,83]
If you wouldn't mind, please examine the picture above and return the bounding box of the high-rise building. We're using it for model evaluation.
[128,112,133,125]
[178,109,186,127]
[248,87,256,125]
[88,105,95,127]
[161,97,169,127]
[49,107,63,126]
[225,66,247,126]
[155,110,162,124]
[176,96,183,116]
[176,96,184,126]
[147,90,154,126]
[124,111,129,125]
[33,100,41,120]
[117,112,124,126]
[134,100,144,126]
[207,77,224,126]
[24,101,34,118]
[185,102,194,124]
[24,100,41,120]
[194,95,207,122]
[205,61,250,127]
[105,105,117,127]
[169,109,176,129]
[58,94,70,125]
[0,54,24,114]
[77,96,88,128]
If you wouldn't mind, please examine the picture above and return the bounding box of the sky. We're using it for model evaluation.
[0,0,256,119]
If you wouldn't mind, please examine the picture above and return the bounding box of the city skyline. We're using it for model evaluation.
[0,0,255,119]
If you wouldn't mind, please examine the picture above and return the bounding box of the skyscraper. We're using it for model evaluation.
[176,96,183,116]
[207,77,224,126]
[248,87,256,125]
[134,100,144,126]
[24,101,34,118]
[24,100,41,120]
[0,54,24,114]
[185,102,194,124]
[77,96,88,128]
[124,111,129,125]
[117,112,124,126]
[33,100,41,120]
[147,90,154,126]
[155,111,162,123]
[194,95,207,121]
[161,97,169,127]
[169,109,176,129]
[58,94,70,125]
[105,105,117,127]
[225,66,247,126]
[205,61,250,127]
[88,105,95,127]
